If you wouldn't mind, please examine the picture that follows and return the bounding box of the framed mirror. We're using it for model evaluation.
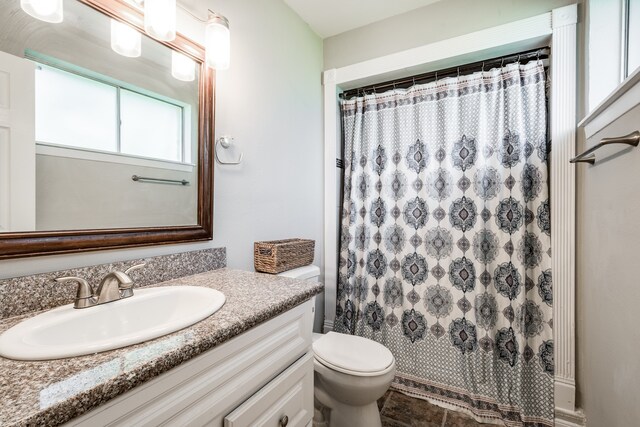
[0,0,214,259]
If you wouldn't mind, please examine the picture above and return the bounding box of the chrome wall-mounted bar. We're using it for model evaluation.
[131,175,189,185]
[570,130,640,164]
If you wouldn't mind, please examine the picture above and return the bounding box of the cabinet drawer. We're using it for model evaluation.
[224,352,314,427]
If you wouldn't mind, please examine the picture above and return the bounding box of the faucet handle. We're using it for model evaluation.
[125,263,146,275]
[55,277,95,309]
[120,263,146,298]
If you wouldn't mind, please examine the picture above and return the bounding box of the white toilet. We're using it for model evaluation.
[312,331,396,427]
[278,266,396,427]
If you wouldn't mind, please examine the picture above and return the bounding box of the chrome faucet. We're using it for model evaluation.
[55,263,146,309]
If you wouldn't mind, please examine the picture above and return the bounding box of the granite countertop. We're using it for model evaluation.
[0,268,323,427]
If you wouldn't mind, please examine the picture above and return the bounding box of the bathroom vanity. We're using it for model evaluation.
[0,268,322,427]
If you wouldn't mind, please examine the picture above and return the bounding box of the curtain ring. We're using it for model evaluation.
[457,67,460,77]
[412,76,416,86]
[435,71,438,83]
[482,61,485,72]
[517,54,521,63]
[501,57,504,67]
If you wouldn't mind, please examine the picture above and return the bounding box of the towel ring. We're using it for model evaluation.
[215,136,244,165]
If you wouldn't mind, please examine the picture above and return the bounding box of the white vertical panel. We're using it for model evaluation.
[0,69,11,231]
[323,69,338,332]
[0,50,36,232]
[0,127,9,231]
[587,0,623,110]
[0,71,9,108]
[550,3,579,417]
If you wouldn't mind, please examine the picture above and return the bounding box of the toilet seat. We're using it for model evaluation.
[312,332,394,377]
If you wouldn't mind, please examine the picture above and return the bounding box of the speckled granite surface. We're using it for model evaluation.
[0,268,323,427]
[0,248,226,319]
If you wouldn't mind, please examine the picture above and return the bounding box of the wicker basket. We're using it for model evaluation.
[254,238,315,274]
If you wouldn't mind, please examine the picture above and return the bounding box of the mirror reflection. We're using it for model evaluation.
[0,0,199,232]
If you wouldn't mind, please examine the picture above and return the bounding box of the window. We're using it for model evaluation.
[35,64,118,152]
[120,89,183,162]
[34,64,188,164]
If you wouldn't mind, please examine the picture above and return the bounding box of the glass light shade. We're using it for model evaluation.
[205,14,230,70]
[144,0,176,42]
[111,19,141,58]
[171,51,196,82]
[20,0,63,23]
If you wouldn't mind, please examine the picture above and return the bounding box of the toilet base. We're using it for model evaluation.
[314,397,381,427]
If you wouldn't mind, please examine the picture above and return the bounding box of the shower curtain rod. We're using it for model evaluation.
[339,47,550,99]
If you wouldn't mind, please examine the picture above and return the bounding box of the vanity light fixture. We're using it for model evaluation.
[110,19,142,58]
[205,12,230,70]
[171,51,195,82]
[173,5,230,70]
[19,0,230,71]
[20,0,63,23]
[144,0,176,42]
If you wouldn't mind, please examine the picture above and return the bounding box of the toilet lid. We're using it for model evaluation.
[313,332,394,374]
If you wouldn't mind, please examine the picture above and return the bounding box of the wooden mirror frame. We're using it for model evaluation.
[0,0,214,259]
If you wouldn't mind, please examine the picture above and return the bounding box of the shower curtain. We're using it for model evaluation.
[336,61,553,426]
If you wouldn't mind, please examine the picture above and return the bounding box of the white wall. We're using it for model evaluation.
[35,155,198,230]
[0,0,324,278]
[323,0,578,69]
[586,0,624,110]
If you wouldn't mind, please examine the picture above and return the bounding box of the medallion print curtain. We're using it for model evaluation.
[336,61,553,426]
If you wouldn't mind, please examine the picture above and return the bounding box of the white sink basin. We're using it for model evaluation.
[0,286,225,361]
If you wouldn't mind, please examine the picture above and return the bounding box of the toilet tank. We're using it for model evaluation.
[278,265,323,332]
[277,265,320,282]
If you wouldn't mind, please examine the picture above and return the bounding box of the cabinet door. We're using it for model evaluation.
[224,353,313,427]
[0,50,35,232]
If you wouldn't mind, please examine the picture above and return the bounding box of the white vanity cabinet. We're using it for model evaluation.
[66,299,315,427]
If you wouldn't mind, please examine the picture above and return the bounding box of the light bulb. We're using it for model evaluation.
[144,0,176,42]
[205,13,230,70]
[20,0,63,23]
[111,19,141,58]
[171,51,196,82]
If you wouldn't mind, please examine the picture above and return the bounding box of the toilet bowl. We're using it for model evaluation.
[312,332,396,427]
[276,266,395,427]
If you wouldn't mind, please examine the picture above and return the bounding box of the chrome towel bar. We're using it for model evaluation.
[570,130,640,164]
[131,175,189,185]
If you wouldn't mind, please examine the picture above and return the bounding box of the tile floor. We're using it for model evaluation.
[377,390,498,427]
